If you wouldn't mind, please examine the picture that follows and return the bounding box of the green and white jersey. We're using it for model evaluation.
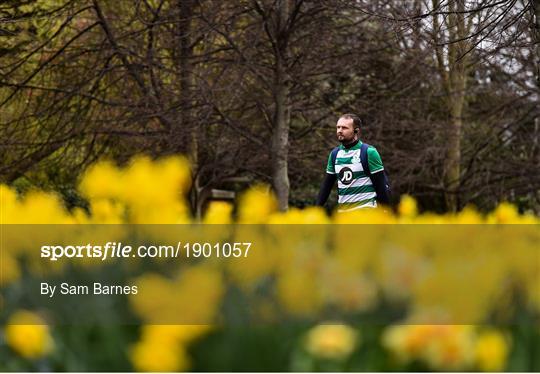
[326,141,384,212]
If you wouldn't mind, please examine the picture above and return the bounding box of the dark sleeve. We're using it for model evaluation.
[316,173,337,206]
[371,171,389,205]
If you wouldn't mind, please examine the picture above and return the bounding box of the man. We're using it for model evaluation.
[316,114,389,212]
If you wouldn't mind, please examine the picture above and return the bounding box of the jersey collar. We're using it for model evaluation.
[340,139,361,150]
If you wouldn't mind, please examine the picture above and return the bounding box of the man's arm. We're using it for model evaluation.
[316,173,337,206]
[370,170,389,205]
[317,149,338,206]
[367,147,390,206]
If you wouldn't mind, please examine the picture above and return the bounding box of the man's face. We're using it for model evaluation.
[336,118,356,143]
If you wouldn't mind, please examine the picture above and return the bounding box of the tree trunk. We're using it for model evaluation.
[272,59,291,211]
[271,0,291,211]
[176,0,200,212]
[445,29,468,211]
[534,0,540,88]
[445,99,464,210]
[177,0,196,165]
[432,0,469,212]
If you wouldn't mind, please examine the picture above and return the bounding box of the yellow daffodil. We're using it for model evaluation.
[475,330,510,372]
[5,310,54,359]
[305,323,358,360]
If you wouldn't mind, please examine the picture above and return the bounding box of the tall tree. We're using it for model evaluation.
[430,0,473,211]
[269,0,292,212]
[199,0,345,211]
[534,0,540,87]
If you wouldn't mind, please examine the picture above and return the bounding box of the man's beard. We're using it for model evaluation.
[339,136,357,147]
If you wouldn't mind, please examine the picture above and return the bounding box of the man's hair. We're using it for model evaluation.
[340,113,362,130]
